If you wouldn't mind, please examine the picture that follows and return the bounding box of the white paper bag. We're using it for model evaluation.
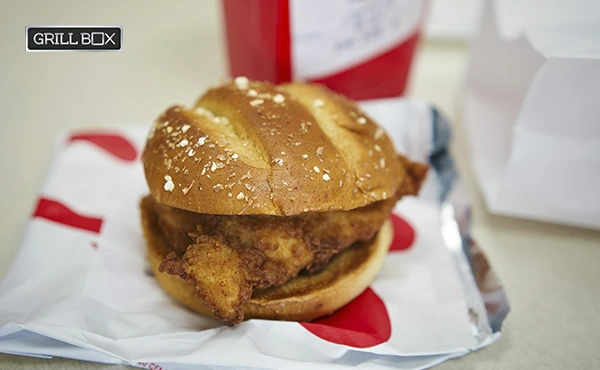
[464,0,600,229]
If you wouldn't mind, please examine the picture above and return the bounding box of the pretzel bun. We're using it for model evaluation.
[142,78,408,216]
[141,195,392,322]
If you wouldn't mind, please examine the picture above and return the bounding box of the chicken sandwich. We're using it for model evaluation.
[140,78,427,325]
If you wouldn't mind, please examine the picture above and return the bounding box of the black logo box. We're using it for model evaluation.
[26,26,122,51]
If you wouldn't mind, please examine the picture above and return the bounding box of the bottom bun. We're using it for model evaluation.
[141,196,393,323]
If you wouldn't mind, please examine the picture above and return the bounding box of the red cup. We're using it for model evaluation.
[221,0,422,100]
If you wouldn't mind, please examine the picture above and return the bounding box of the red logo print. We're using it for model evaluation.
[389,213,416,252]
[300,214,417,347]
[33,198,103,234]
[69,133,137,162]
[300,288,392,348]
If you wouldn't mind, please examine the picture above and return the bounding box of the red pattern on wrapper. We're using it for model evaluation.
[389,213,416,252]
[69,133,137,162]
[138,362,168,370]
[301,287,392,348]
[33,198,103,234]
[301,214,416,347]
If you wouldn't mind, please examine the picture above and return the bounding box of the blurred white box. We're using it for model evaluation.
[464,0,600,230]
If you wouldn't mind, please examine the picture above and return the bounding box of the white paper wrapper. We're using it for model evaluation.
[0,99,508,369]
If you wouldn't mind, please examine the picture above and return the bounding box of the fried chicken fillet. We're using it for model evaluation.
[141,79,428,325]
[148,156,426,325]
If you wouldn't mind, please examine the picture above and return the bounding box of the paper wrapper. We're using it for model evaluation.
[0,99,509,369]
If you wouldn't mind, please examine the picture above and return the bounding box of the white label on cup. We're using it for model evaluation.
[290,0,423,80]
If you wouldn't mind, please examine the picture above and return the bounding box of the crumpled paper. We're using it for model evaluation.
[0,99,509,369]
[464,0,600,229]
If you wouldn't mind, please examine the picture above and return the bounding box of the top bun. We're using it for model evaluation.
[142,78,410,216]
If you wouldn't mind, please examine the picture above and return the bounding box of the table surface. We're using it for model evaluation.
[1,1,599,369]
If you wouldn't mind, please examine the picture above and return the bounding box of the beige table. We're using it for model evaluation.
[1,1,599,369]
